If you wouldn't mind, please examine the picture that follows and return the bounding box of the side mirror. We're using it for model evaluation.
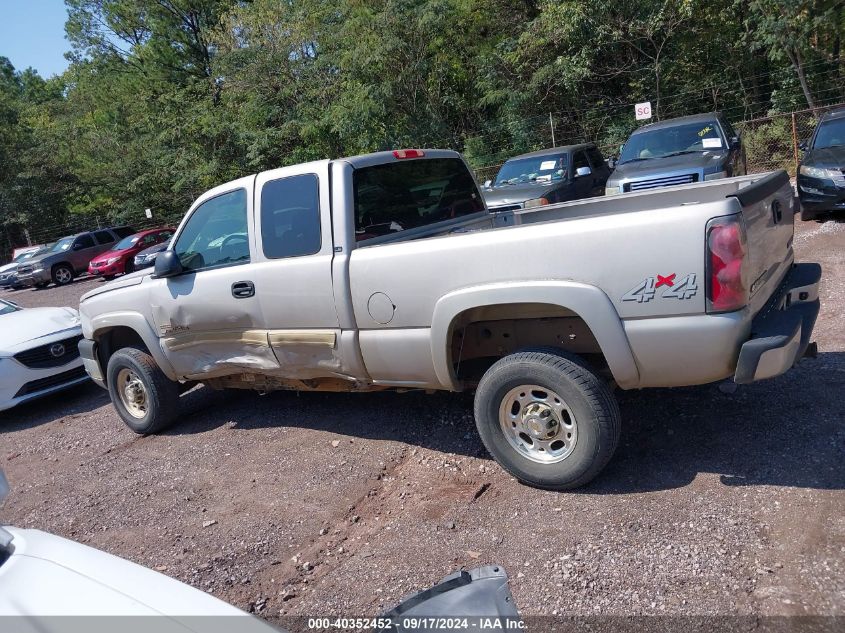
[483,179,492,188]
[798,141,808,152]
[607,156,617,169]
[153,250,183,278]
[729,136,741,150]
[72,243,84,251]
[575,166,592,178]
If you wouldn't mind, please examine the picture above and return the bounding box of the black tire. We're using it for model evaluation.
[103,275,115,281]
[124,260,134,275]
[106,347,180,434]
[33,281,49,289]
[51,263,74,286]
[474,348,620,490]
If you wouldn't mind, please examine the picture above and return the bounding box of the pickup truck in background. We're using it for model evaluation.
[482,144,610,212]
[77,150,820,490]
[605,112,747,194]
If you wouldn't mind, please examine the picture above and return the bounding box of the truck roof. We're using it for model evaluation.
[504,144,597,161]
[820,106,845,122]
[633,112,722,134]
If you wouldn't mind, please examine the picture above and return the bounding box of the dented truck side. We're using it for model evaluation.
[77,150,820,490]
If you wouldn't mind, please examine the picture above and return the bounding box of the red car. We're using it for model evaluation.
[88,228,175,279]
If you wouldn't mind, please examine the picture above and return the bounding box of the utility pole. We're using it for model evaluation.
[549,112,556,147]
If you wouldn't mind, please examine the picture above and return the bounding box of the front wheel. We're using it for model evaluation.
[51,263,74,286]
[474,349,620,490]
[106,348,180,434]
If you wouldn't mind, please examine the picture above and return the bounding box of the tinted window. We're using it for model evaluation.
[173,189,249,272]
[158,230,174,241]
[113,226,135,238]
[353,158,483,241]
[75,235,95,249]
[573,151,589,170]
[813,117,845,149]
[93,230,115,244]
[261,174,321,258]
[586,147,605,168]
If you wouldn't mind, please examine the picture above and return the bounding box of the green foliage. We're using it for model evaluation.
[0,0,842,255]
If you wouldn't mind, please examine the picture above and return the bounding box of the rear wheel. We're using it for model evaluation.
[106,348,180,434]
[51,263,74,286]
[474,349,620,490]
[124,260,134,275]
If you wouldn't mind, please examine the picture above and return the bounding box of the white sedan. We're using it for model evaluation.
[0,299,89,412]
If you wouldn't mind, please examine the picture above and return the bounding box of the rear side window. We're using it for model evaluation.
[353,158,484,241]
[93,230,115,244]
[75,234,95,249]
[586,147,605,168]
[573,151,589,171]
[173,189,249,272]
[260,174,321,258]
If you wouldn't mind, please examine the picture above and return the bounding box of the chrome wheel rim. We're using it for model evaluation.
[56,268,72,283]
[498,384,577,464]
[117,368,148,419]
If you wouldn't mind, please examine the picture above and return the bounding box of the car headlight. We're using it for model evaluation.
[106,257,121,265]
[704,171,728,181]
[605,185,621,195]
[523,197,550,208]
[799,165,840,179]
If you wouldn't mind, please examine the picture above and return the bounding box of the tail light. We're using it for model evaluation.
[393,149,425,159]
[706,214,748,312]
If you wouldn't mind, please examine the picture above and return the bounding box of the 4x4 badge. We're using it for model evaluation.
[623,273,698,303]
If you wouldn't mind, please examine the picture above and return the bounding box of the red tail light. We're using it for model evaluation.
[393,149,425,159]
[706,215,748,312]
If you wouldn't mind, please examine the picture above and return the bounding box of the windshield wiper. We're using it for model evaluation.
[619,157,652,164]
[661,150,709,158]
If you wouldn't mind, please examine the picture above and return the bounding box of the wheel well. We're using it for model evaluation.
[52,262,71,271]
[448,303,608,383]
[96,326,149,369]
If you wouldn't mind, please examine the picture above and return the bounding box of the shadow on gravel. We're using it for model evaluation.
[0,381,109,432]
[162,353,844,494]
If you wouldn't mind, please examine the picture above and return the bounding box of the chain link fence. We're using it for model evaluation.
[472,103,845,184]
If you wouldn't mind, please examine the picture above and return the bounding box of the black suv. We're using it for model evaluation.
[798,107,845,221]
[482,144,611,212]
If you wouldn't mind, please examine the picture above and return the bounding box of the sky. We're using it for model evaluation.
[0,0,71,77]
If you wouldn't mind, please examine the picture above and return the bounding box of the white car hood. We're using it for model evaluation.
[0,528,275,630]
[0,263,17,274]
[0,307,80,351]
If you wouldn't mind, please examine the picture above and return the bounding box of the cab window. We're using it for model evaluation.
[573,151,590,171]
[586,147,605,169]
[173,189,249,272]
[93,230,115,244]
[260,174,321,258]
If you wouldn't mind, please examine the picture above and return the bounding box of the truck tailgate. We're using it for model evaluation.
[728,170,797,315]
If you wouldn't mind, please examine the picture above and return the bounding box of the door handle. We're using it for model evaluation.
[231,280,255,298]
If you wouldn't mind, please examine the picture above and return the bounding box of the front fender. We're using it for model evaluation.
[430,281,640,390]
[86,311,178,381]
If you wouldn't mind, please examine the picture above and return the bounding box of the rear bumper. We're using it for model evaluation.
[78,338,107,389]
[734,263,821,384]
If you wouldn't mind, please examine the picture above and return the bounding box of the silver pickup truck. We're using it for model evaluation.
[77,150,820,490]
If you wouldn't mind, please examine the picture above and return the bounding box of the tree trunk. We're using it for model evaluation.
[787,47,816,109]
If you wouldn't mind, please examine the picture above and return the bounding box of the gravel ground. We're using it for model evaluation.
[1,218,843,619]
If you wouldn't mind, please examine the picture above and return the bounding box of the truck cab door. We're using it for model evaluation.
[571,150,595,200]
[251,161,347,381]
[147,177,281,379]
[70,234,98,272]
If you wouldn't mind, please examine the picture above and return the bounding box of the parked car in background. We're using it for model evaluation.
[606,112,746,194]
[10,245,42,260]
[798,106,845,221]
[88,228,174,279]
[16,226,135,288]
[133,237,173,270]
[0,244,55,290]
[0,299,88,412]
[482,144,610,212]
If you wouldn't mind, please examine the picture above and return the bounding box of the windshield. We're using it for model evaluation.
[114,235,140,250]
[494,154,568,185]
[52,237,75,252]
[813,118,845,149]
[620,121,724,163]
[0,300,20,315]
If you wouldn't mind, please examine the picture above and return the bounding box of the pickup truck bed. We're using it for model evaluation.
[77,151,820,489]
